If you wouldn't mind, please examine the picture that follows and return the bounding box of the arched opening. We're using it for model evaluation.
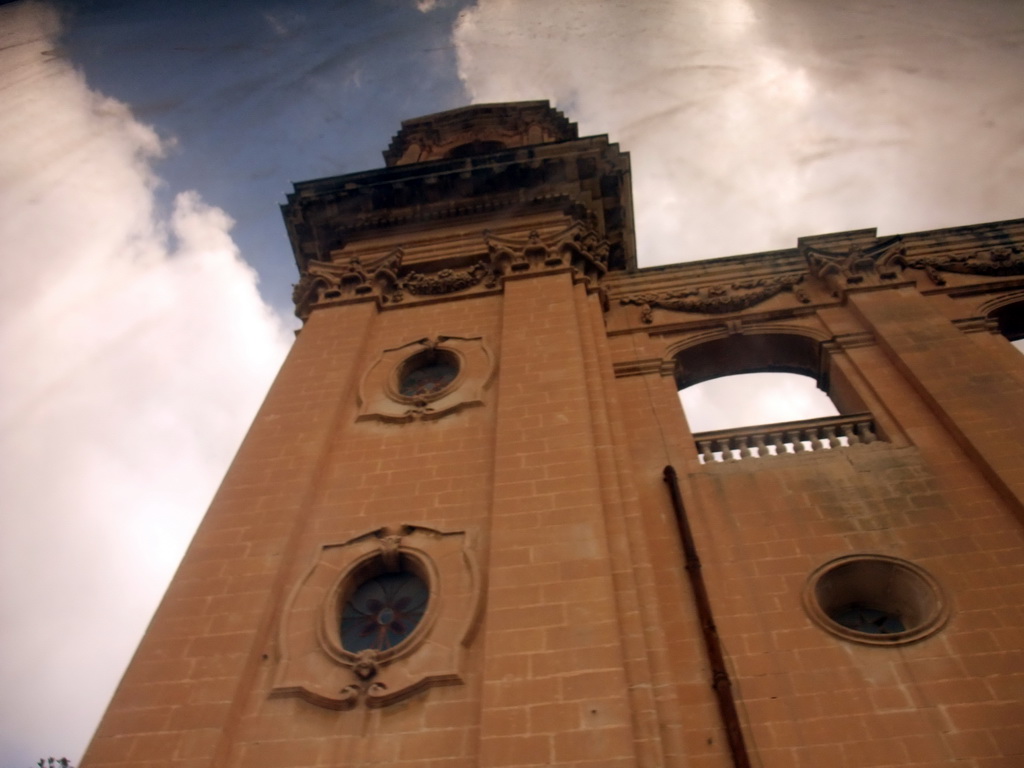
[988,299,1024,353]
[680,372,838,434]
[675,333,876,461]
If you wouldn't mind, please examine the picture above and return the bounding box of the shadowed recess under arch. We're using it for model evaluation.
[673,333,826,390]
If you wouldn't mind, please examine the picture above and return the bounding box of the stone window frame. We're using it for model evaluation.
[272,524,483,709]
[357,335,495,423]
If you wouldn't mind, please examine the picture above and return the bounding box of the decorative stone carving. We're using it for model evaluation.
[802,236,907,295]
[485,221,610,288]
[292,249,403,319]
[292,218,614,319]
[272,524,483,710]
[400,262,493,297]
[293,251,502,316]
[619,273,808,323]
[357,335,495,423]
[904,246,1024,286]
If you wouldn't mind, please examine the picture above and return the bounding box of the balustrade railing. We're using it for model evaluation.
[695,413,878,464]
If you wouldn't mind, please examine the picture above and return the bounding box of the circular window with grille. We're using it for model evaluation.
[341,571,429,653]
[394,348,460,403]
[803,555,948,646]
[332,550,434,661]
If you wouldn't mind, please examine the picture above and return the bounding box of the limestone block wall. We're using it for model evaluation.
[604,221,1024,768]
[80,101,1024,768]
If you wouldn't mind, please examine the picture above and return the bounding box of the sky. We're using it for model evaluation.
[1,0,1022,763]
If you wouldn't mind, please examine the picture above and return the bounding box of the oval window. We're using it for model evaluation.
[340,572,429,653]
[397,349,459,399]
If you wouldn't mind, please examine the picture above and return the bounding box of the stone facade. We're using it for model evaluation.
[81,102,1024,768]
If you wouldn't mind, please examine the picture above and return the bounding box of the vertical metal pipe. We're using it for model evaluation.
[663,465,752,768]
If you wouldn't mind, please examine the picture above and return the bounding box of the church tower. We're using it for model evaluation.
[82,102,1024,768]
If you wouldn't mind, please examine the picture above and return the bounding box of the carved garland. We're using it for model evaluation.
[903,246,1024,286]
[400,262,494,297]
[620,273,809,324]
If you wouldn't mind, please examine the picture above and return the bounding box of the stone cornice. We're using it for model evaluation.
[282,132,635,276]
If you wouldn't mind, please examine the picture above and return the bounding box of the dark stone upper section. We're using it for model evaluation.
[383,102,578,167]
[282,101,635,278]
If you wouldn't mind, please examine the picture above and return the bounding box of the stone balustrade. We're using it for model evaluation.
[695,412,878,464]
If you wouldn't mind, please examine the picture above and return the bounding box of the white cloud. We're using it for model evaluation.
[452,0,1024,267]
[0,2,290,762]
[680,373,838,434]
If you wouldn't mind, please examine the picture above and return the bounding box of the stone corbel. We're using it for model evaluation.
[802,236,906,296]
[484,221,610,288]
[292,249,403,319]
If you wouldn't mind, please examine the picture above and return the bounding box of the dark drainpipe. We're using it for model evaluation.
[663,465,752,768]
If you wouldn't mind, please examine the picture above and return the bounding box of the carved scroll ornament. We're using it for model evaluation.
[620,273,809,324]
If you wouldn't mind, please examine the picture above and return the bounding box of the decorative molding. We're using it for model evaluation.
[273,524,482,710]
[904,246,1024,286]
[825,332,876,351]
[292,219,611,318]
[953,316,1001,335]
[357,335,495,423]
[485,220,610,290]
[293,252,497,318]
[618,273,808,324]
[611,358,670,378]
[293,250,500,318]
[802,236,907,295]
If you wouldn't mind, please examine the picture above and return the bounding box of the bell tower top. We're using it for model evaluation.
[383,101,578,166]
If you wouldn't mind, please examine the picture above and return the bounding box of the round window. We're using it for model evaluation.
[340,572,429,653]
[397,349,459,399]
[803,555,948,646]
